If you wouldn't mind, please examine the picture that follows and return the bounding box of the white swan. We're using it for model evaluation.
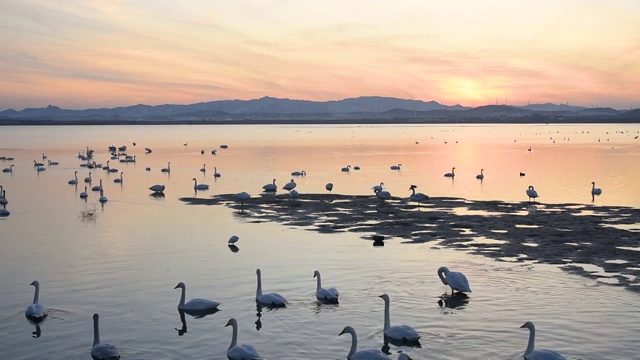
[213,167,221,177]
[263,179,277,192]
[25,280,48,322]
[161,162,171,173]
[409,185,429,206]
[314,270,339,303]
[591,181,602,196]
[92,179,103,192]
[520,321,566,359]
[149,184,165,194]
[444,167,456,177]
[2,164,14,173]
[476,169,484,180]
[68,171,78,184]
[291,170,306,176]
[228,235,239,244]
[80,186,88,199]
[526,185,539,202]
[437,266,471,294]
[113,172,123,183]
[341,165,351,172]
[174,282,220,311]
[225,318,262,360]
[379,294,421,343]
[325,183,334,193]
[192,178,209,190]
[84,172,92,183]
[339,326,389,360]
[390,163,402,170]
[91,313,120,360]
[282,179,296,191]
[256,269,287,307]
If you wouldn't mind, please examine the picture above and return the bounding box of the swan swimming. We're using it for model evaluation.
[520,321,566,359]
[437,266,471,294]
[25,281,48,323]
[339,326,389,360]
[325,183,334,192]
[68,171,79,184]
[291,170,306,176]
[225,318,262,360]
[341,165,351,172]
[113,172,123,183]
[80,186,89,199]
[92,179,103,192]
[591,181,602,196]
[444,167,456,177]
[476,169,484,180]
[255,269,287,307]
[213,167,221,177]
[408,185,429,207]
[263,179,277,192]
[84,172,92,183]
[192,178,209,190]
[314,270,339,303]
[161,162,171,173]
[282,179,296,191]
[149,184,165,194]
[379,294,421,343]
[91,313,120,360]
[390,163,402,170]
[526,185,539,202]
[0,190,7,205]
[2,164,14,173]
[174,282,221,312]
[200,164,206,172]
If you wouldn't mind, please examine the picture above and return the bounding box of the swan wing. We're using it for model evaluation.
[257,293,287,306]
[181,298,220,310]
[228,344,262,360]
[26,303,48,320]
[91,343,120,360]
[525,349,566,360]
[447,271,471,293]
[351,349,390,359]
[317,287,339,301]
[385,325,421,341]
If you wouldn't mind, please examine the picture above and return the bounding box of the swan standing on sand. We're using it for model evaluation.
[235,192,251,206]
[520,321,566,359]
[2,164,14,173]
[255,269,287,307]
[314,270,339,303]
[68,171,78,184]
[526,185,539,202]
[390,163,402,170]
[161,162,171,173]
[325,183,334,193]
[263,179,277,192]
[282,179,296,191]
[379,294,421,343]
[225,318,262,360]
[192,178,209,190]
[437,266,471,294]
[444,167,456,177]
[91,313,120,360]
[476,169,484,180]
[25,281,48,322]
[591,182,602,196]
[408,185,429,207]
[174,282,220,312]
[339,326,389,359]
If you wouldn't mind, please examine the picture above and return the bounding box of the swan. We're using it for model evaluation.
[339,326,389,360]
[149,184,165,194]
[48,160,59,166]
[476,169,484,180]
[0,186,3,198]
[409,185,429,207]
[92,179,103,192]
[289,189,299,203]
[437,266,471,294]
[341,165,351,172]
[282,179,296,191]
[591,182,602,196]
[68,171,78,184]
[91,313,120,360]
[80,186,88,199]
[200,164,206,172]
[372,182,384,192]
[2,164,14,173]
[375,188,391,202]
[113,172,123,183]
[0,190,6,205]
[263,179,277,192]
[33,160,44,167]
[236,192,251,206]
[255,269,287,307]
[228,235,239,244]
[314,270,339,303]
[325,183,334,192]
[520,321,566,359]
[526,185,539,202]
[84,172,92,183]
[353,166,360,170]
[379,294,421,343]
[25,280,48,322]
[225,318,262,360]
[192,178,209,190]
[444,167,456,177]
[0,205,9,217]
[99,190,108,203]
[291,170,306,176]
[390,163,402,170]
[213,167,221,177]
[174,282,220,311]
[161,162,171,173]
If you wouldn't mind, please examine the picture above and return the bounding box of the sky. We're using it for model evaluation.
[1,0,639,111]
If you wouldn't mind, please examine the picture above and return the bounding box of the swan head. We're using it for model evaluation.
[438,266,450,275]
[174,282,186,290]
[409,184,417,190]
[339,326,355,336]
[313,270,320,278]
[225,318,237,328]
[93,313,99,321]
[30,280,39,287]
[256,269,261,276]
[379,293,390,302]
[528,185,534,190]
[520,321,535,330]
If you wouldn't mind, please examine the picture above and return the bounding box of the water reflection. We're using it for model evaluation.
[228,244,239,253]
[437,292,470,310]
[31,324,41,338]
[174,307,220,337]
[255,304,262,331]
[384,336,422,348]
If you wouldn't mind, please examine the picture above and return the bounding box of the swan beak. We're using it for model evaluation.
[338,329,346,336]
[519,323,526,328]
[173,284,180,289]
[224,320,233,327]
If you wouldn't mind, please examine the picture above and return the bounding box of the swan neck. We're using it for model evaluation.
[32,284,40,304]
[93,316,100,347]
[383,299,391,331]
[348,330,357,359]
[178,286,186,307]
[410,188,416,195]
[525,326,535,355]
[438,267,449,285]
[315,274,322,292]
[229,322,238,350]
[256,272,263,297]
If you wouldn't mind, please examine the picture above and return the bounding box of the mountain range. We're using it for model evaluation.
[1,96,637,124]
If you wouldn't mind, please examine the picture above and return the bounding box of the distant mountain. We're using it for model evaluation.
[518,103,585,112]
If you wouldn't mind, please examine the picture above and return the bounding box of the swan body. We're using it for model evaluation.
[390,163,402,170]
[84,173,92,183]
[526,185,539,202]
[228,235,239,244]
[375,188,391,202]
[2,164,14,173]
[0,191,6,205]
[591,182,602,196]
[476,169,484,179]
[339,326,389,360]
[0,206,9,217]
[99,190,108,203]
[291,170,306,176]
[200,164,206,172]
[409,185,429,206]
[341,165,351,172]
[256,269,287,307]
[174,282,220,311]
[289,189,299,202]
[379,294,420,342]
[225,318,262,360]
[314,270,339,303]
[113,172,123,183]
[68,171,78,184]
[520,321,566,360]
[263,179,277,192]
[161,162,171,173]
[48,160,59,166]
[213,167,221,177]
[444,167,456,177]
[325,183,334,192]
[282,179,296,191]
[25,281,48,322]
[192,178,209,190]
[437,266,471,294]
[91,313,120,360]
[149,184,165,193]
[92,179,103,192]
[80,186,88,199]
[236,192,251,206]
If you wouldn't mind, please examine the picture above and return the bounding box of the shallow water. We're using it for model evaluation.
[0,123,639,359]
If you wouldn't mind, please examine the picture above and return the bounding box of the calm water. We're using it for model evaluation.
[0,124,639,359]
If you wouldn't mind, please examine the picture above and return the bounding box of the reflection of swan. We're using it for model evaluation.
[444,167,456,177]
[228,244,239,253]
[314,270,339,303]
[68,171,78,184]
[339,326,389,359]
[256,269,287,307]
[149,184,165,194]
[174,282,221,313]
[32,324,42,338]
[91,313,120,360]
[192,178,209,190]
[437,266,471,294]
[225,318,262,360]
[2,164,14,173]
[25,281,48,323]
[341,165,351,172]
[379,294,421,343]
[409,185,429,207]
[437,292,470,309]
[263,179,277,192]
[476,169,484,180]
[282,179,296,191]
[520,321,566,359]
[175,310,188,336]
[325,183,334,192]
[591,182,602,196]
[161,162,171,173]
[526,185,539,202]
[291,170,306,176]
[390,163,402,170]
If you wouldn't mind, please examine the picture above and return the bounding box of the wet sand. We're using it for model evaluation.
[180,193,640,292]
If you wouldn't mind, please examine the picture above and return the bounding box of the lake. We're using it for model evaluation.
[0,123,639,359]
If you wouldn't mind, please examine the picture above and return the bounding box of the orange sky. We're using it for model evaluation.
[1,0,639,110]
